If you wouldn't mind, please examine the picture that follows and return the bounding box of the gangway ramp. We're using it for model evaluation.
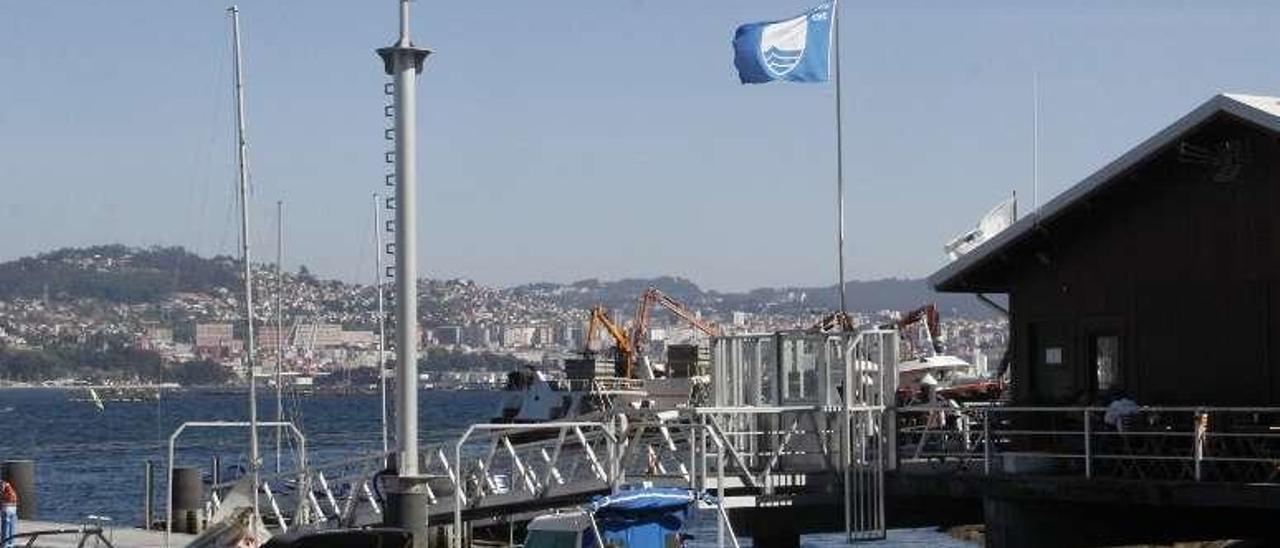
[190,329,899,546]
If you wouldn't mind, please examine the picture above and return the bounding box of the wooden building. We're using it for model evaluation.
[931,94,1280,406]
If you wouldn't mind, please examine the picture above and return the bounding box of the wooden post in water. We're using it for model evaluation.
[143,460,154,529]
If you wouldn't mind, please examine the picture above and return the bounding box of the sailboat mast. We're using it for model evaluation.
[374,193,389,457]
[275,200,284,474]
[228,4,261,526]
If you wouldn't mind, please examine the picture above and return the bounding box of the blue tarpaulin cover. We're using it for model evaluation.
[588,488,697,548]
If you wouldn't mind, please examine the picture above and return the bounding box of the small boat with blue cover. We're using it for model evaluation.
[524,486,738,548]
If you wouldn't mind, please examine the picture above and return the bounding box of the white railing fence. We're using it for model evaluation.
[896,405,1280,483]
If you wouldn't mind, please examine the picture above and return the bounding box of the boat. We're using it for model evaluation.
[492,296,714,427]
[491,365,644,424]
[898,354,973,388]
[491,356,705,426]
[524,486,737,548]
[883,303,1005,403]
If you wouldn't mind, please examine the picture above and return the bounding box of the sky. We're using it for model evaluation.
[1,1,1278,291]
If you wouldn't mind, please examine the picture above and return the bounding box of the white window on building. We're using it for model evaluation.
[1044,346,1063,365]
[1094,335,1120,391]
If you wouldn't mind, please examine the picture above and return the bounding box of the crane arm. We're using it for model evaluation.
[585,307,599,352]
[597,310,633,358]
[653,290,719,337]
[585,304,634,363]
[632,288,720,346]
[630,292,657,350]
[893,303,943,354]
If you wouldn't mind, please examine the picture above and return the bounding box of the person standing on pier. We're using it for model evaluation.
[0,479,16,548]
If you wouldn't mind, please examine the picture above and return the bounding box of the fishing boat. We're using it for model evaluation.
[493,294,714,426]
[491,353,707,427]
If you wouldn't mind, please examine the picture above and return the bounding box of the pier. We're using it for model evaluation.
[168,329,898,547]
[171,326,1280,547]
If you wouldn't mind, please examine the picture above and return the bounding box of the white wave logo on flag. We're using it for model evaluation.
[759,13,809,78]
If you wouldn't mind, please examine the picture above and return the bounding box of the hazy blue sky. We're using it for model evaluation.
[1,1,1277,290]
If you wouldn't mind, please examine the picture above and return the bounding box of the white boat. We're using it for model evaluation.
[492,359,705,427]
[897,354,973,389]
[492,365,648,424]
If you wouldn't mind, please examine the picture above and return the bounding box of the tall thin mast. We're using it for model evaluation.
[832,0,847,317]
[275,200,285,474]
[228,4,261,528]
[377,1,430,542]
[1032,70,1040,219]
[378,0,428,479]
[390,0,419,480]
[374,193,389,457]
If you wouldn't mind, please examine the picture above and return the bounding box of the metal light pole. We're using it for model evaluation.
[377,0,430,544]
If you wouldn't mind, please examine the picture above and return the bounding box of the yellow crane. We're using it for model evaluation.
[584,304,636,376]
[628,288,719,378]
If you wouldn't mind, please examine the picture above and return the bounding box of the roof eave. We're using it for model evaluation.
[927,93,1280,293]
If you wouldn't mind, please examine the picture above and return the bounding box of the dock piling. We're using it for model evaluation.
[171,467,203,534]
[143,460,154,529]
[2,460,37,519]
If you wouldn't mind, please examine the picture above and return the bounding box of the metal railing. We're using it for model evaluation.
[175,403,894,545]
[554,377,646,393]
[896,405,1280,483]
[174,329,901,545]
[3,525,116,547]
[165,421,306,547]
[448,421,619,548]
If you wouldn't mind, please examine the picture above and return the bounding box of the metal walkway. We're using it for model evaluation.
[187,330,900,545]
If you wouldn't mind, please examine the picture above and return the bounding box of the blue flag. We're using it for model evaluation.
[733,3,834,84]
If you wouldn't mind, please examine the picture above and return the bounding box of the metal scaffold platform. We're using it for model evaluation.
[171,329,900,546]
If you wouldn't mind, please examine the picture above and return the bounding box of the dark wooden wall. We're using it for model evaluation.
[1004,114,1280,406]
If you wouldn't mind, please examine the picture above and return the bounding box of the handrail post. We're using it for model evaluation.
[717,444,725,548]
[688,420,697,490]
[983,410,992,475]
[453,426,472,548]
[1083,409,1092,479]
[143,460,154,531]
[1194,409,1207,481]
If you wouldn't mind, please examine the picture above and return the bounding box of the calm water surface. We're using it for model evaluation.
[0,388,972,546]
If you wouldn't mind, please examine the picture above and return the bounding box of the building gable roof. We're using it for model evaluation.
[929,93,1280,292]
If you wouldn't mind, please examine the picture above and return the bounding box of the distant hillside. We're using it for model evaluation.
[0,245,238,303]
[512,276,999,319]
[0,245,999,319]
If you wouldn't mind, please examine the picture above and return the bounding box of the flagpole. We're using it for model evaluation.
[832,0,847,316]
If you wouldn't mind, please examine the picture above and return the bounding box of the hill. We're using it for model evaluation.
[0,245,238,303]
[0,245,999,322]
[511,277,998,319]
